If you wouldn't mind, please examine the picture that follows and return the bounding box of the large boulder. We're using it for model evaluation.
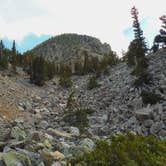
[2,151,32,166]
[134,106,153,121]
[41,149,65,166]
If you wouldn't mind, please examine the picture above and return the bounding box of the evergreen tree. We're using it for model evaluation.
[31,56,47,86]
[47,62,56,79]
[131,7,148,73]
[126,40,137,66]
[83,50,93,74]
[75,61,84,75]
[0,40,8,69]
[153,15,166,48]
[11,40,17,73]
[130,6,150,86]
[0,55,8,69]
[0,40,4,61]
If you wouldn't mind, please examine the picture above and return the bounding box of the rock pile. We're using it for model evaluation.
[0,50,165,165]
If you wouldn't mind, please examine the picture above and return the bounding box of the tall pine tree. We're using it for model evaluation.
[131,6,147,73]
[30,56,48,86]
[130,7,150,86]
[11,40,17,73]
[0,40,4,61]
[0,40,8,69]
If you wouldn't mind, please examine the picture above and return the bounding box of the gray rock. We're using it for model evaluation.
[79,138,95,152]
[2,151,32,166]
[125,116,137,127]
[58,141,72,158]
[69,127,80,136]
[159,129,166,137]
[51,162,62,166]
[150,122,165,135]
[135,106,152,120]
[143,120,154,128]
[39,120,49,130]
[10,127,27,141]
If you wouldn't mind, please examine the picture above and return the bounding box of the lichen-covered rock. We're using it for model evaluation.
[150,122,165,135]
[2,151,32,166]
[79,138,95,152]
[10,127,27,141]
[69,127,80,136]
[41,149,65,166]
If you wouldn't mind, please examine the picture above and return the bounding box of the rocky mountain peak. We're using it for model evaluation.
[31,33,112,62]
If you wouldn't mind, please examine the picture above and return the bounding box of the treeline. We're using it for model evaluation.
[26,50,119,86]
[0,40,23,72]
[0,41,119,86]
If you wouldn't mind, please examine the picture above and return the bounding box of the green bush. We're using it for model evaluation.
[0,55,8,69]
[59,75,73,88]
[87,76,101,90]
[133,71,152,87]
[141,90,163,105]
[69,134,166,166]
[64,108,93,133]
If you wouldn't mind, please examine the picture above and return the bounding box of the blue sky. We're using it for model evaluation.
[0,0,165,55]
[2,34,51,53]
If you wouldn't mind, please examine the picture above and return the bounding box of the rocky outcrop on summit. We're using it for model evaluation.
[31,34,112,62]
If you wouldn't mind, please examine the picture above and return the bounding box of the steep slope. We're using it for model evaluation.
[31,33,112,62]
[0,49,165,165]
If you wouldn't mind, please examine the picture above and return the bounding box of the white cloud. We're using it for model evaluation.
[0,0,165,55]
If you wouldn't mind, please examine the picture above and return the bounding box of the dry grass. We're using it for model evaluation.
[0,102,23,120]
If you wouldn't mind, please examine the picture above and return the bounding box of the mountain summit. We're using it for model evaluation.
[31,33,112,62]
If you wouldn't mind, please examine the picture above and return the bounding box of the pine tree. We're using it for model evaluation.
[47,62,56,79]
[0,40,8,69]
[31,56,47,86]
[0,40,4,61]
[131,6,148,75]
[11,40,17,73]
[83,50,93,74]
[126,40,137,67]
[131,6,147,70]
[130,7,150,87]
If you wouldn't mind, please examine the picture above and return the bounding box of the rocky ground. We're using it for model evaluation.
[0,50,165,165]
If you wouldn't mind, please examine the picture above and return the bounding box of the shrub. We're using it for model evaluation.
[133,71,152,87]
[69,134,166,166]
[64,92,94,133]
[64,108,93,133]
[87,76,101,90]
[59,75,73,88]
[141,90,163,105]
